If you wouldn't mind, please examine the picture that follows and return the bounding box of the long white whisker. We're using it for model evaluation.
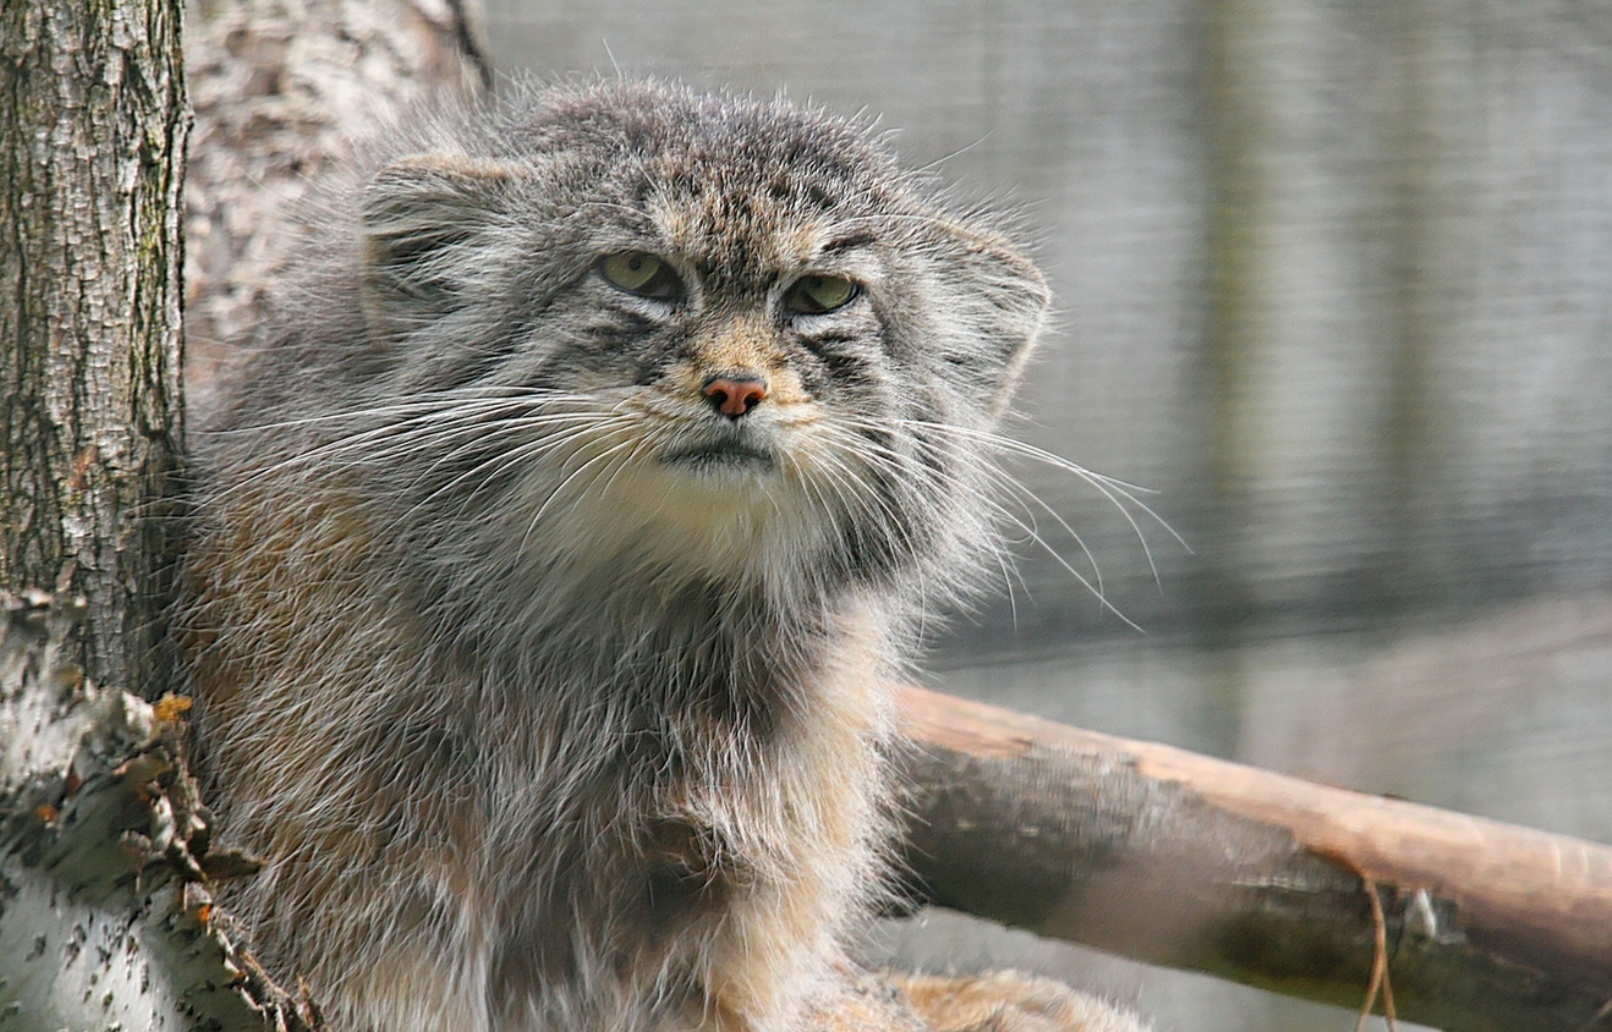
[397,411,607,501]
[891,418,1188,584]
[399,422,616,532]
[198,387,601,436]
[977,462,1106,598]
[208,397,603,501]
[819,414,1161,627]
[520,437,643,553]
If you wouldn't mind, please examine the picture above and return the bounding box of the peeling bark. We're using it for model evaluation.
[0,591,315,1031]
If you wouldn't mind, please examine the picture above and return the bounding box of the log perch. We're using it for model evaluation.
[895,685,1612,1032]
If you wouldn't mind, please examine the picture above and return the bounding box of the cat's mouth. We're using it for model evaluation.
[661,437,776,471]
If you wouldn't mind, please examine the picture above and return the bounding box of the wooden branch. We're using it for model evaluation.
[895,685,1612,1032]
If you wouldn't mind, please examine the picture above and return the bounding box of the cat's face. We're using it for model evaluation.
[347,81,1048,591]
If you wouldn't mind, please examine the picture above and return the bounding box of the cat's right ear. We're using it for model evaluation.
[360,154,514,342]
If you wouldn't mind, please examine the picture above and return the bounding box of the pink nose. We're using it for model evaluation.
[702,375,769,418]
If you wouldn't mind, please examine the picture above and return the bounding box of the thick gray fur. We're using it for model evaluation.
[184,78,1145,1032]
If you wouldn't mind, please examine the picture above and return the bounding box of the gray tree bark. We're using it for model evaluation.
[0,590,314,1031]
[0,0,187,699]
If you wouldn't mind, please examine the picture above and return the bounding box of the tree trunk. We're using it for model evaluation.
[0,0,187,698]
[0,6,283,1028]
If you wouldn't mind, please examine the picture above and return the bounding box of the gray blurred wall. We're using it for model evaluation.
[476,3,1612,1029]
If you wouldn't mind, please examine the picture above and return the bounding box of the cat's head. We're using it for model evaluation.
[255,80,1050,601]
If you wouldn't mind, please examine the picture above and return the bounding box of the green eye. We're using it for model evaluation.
[598,252,680,299]
[784,274,858,315]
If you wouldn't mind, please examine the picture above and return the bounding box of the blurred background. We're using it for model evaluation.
[419,2,1612,1027]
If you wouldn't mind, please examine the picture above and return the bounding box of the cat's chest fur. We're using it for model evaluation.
[487,601,890,1024]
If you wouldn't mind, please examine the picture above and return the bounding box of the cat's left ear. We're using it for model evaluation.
[926,221,1051,416]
